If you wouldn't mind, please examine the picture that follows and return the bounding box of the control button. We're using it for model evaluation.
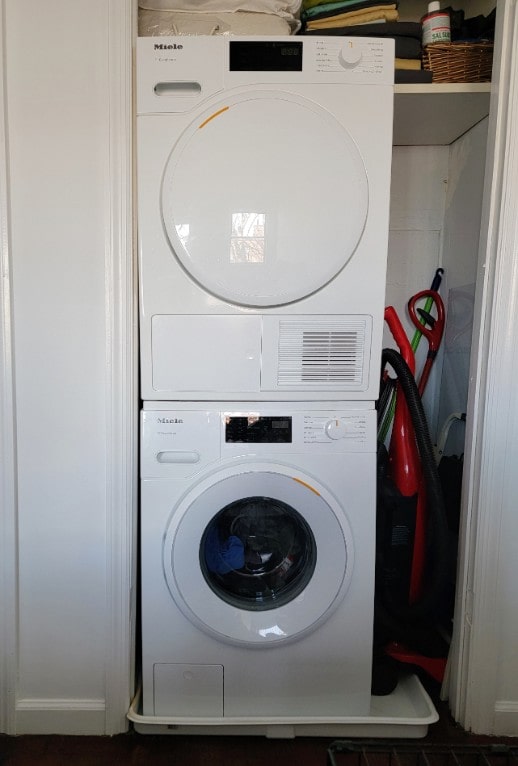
[324,419,348,440]
[339,43,363,68]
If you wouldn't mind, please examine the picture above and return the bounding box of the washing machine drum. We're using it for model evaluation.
[201,496,316,611]
[161,92,369,308]
[163,467,354,646]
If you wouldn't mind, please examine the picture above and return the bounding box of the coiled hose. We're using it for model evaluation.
[377,348,450,630]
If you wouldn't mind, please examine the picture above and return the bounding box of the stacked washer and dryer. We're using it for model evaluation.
[136,34,395,733]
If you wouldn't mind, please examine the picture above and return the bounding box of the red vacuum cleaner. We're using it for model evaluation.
[373,279,449,693]
[384,305,426,605]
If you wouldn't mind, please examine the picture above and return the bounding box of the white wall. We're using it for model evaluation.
[438,119,488,456]
[385,144,449,436]
[0,0,134,735]
[385,121,488,450]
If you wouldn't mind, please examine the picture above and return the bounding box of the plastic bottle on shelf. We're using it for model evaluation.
[422,1,451,46]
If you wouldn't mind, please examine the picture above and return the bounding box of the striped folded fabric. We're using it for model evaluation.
[302,1,399,30]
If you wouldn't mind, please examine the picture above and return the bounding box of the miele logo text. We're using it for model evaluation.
[154,43,183,50]
[157,417,184,424]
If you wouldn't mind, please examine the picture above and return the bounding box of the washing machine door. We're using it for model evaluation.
[163,464,354,646]
[161,91,369,307]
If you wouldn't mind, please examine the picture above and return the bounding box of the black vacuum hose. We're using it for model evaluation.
[377,348,450,627]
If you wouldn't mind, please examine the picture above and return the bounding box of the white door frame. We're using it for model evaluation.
[0,0,18,737]
[102,0,136,736]
[0,0,135,735]
[448,0,518,735]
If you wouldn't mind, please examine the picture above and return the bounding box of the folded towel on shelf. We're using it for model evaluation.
[395,69,433,83]
[304,28,420,58]
[138,0,302,31]
[304,20,421,38]
[302,0,396,18]
[305,6,398,29]
[138,8,292,35]
[138,0,302,16]
[448,7,496,41]
[395,57,421,70]
[387,36,421,57]
[303,0,364,10]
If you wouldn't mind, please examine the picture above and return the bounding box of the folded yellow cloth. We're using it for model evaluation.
[305,6,398,29]
[395,58,422,70]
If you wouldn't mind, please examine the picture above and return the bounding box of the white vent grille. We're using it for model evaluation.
[277,320,368,387]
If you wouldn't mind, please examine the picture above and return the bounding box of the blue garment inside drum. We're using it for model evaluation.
[204,526,245,575]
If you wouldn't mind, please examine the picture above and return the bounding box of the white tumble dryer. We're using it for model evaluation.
[140,402,377,730]
[136,36,394,401]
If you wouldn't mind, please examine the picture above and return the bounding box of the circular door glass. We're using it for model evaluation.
[163,467,353,646]
[200,496,316,611]
[161,92,369,307]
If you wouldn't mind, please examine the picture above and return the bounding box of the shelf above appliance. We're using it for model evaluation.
[393,82,491,146]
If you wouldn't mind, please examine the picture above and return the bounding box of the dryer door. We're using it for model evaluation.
[163,464,353,646]
[161,91,368,307]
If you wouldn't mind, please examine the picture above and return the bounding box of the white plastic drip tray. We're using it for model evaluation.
[127,674,438,738]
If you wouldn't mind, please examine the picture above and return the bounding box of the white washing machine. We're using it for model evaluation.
[140,402,376,724]
[137,36,394,401]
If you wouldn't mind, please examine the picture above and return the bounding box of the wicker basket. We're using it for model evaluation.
[422,42,494,83]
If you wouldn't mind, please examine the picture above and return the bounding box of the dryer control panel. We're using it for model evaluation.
[136,35,394,115]
[227,38,390,78]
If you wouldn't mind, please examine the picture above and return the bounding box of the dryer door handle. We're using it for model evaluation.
[154,81,202,97]
[157,450,201,464]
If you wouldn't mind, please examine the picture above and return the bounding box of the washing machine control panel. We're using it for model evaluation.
[303,415,368,444]
[142,407,375,478]
[225,415,293,444]
[222,413,370,447]
[324,419,350,440]
[339,43,363,69]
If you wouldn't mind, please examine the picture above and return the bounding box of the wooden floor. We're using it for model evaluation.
[1,732,330,766]
[1,693,516,766]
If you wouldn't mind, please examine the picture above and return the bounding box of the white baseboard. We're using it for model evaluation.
[493,700,518,737]
[15,698,107,735]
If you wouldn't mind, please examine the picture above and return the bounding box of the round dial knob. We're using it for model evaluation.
[325,419,348,440]
[339,44,363,69]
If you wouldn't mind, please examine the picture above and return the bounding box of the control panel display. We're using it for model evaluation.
[225,416,292,443]
[229,41,303,72]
